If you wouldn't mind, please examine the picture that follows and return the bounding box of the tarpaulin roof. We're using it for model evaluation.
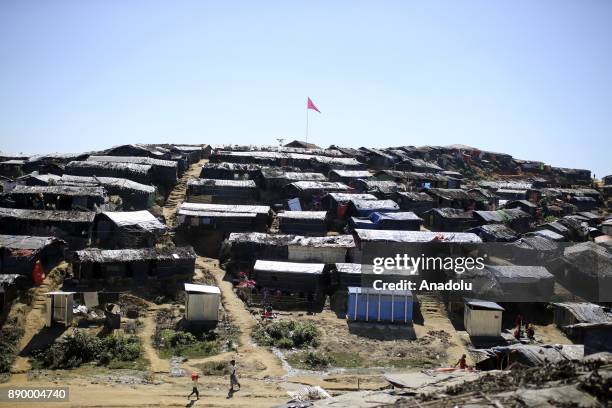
[472,344,584,367]
[9,184,106,197]
[552,302,612,324]
[178,202,270,215]
[287,181,351,191]
[254,260,325,274]
[427,208,473,219]
[228,232,355,248]
[0,234,66,250]
[329,169,371,178]
[184,283,220,294]
[59,175,156,193]
[350,199,399,212]
[74,246,196,263]
[354,229,482,243]
[67,160,152,174]
[188,179,256,187]
[325,193,377,203]
[88,155,177,168]
[464,298,505,311]
[277,211,327,220]
[0,207,95,223]
[474,209,530,223]
[334,263,362,274]
[96,210,166,233]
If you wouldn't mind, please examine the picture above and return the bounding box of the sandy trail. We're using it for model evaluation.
[163,158,207,227]
[186,257,284,379]
[139,305,170,374]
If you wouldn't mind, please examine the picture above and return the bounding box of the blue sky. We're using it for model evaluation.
[1,1,610,177]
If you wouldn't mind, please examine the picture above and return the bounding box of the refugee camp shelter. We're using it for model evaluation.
[87,155,178,187]
[347,199,400,218]
[177,202,270,232]
[0,208,94,249]
[92,210,167,249]
[0,274,24,312]
[252,260,327,309]
[328,169,371,184]
[349,211,423,231]
[184,283,221,323]
[486,265,555,302]
[347,286,413,324]
[426,188,474,209]
[186,179,258,204]
[199,162,262,180]
[423,208,477,232]
[226,232,355,268]
[473,209,532,234]
[72,246,196,284]
[394,191,434,215]
[465,224,519,242]
[65,160,154,185]
[45,291,75,327]
[57,175,156,210]
[282,181,351,208]
[259,169,327,191]
[352,229,482,264]
[5,185,108,211]
[464,298,504,337]
[0,235,67,274]
[277,211,327,235]
[352,179,405,198]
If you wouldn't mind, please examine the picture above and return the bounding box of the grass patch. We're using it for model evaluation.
[31,331,142,370]
[153,329,227,359]
[286,351,335,370]
[252,320,320,349]
[0,324,24,374]
[194,360,230,376]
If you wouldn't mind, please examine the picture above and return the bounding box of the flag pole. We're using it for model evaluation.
[306,105,309,143]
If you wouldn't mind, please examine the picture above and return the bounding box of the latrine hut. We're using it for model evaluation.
[186,179,258,204]
[347,287,413,324]
[45,291,75,327]
[92,210,167,249]
[277,211,327,235]
[72,246,196,285]
[5,185,108,211]
[0,235,66,274]
[184,283,220,325]
[0,208,94,249]
[464,298,504,338]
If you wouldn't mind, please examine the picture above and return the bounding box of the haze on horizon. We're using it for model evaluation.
[1,1,611,177]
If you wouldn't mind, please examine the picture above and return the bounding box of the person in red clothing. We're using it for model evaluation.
[454,354,468,369]
[187,372,199,400]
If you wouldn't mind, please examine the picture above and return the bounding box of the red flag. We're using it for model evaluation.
[307,97,320,113]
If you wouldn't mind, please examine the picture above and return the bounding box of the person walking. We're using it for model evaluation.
[227,359,240,398]
[188,372,199,400]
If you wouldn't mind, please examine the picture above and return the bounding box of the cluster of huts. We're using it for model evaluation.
[1,141,610,355]
[0,144,218,327]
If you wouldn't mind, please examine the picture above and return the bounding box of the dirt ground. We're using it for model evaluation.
[0,159,575,407]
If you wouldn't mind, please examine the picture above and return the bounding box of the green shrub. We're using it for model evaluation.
[252,320,320,349]
[299,351,335,369]
[33,331,141,369]
[0,326,24,373]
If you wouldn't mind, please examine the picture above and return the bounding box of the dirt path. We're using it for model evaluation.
[187,257,284,379]
[139,305,170,374]
[163,158,207,227]
[416,292,470,366]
